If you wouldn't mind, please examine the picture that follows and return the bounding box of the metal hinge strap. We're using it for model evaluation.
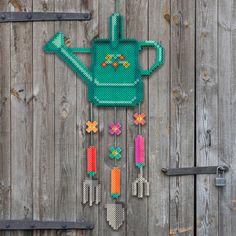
[0,220,93,230]
[0,12,91,23]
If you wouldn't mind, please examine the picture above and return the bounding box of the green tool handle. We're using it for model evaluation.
[139,41,164,76]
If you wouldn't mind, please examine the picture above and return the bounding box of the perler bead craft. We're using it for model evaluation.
[86,120,98,133]
[44,13,164,107]
[87,146,97,176]
[44,10,164,231]
[109,146,122,160]
[133,113,146,126]
[135,135,145,168]
[111,167,121,199]
[109,122,122,135]
[105,203,125,230]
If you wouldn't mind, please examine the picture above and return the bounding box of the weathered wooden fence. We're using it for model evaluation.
[0,0,235,235]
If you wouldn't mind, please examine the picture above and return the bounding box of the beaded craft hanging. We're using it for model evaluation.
[44,11,164,231]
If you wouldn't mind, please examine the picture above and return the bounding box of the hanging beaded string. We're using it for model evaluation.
[90,103,94,147]
[115,0,120,12]
[109,107,122,200]
[138,103,143,176]
[111,0,121,201]
[114,107,117,167]
[86,103,98,177]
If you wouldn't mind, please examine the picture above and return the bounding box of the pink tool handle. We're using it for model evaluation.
[135,135,145,168]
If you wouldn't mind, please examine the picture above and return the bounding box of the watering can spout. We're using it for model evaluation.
[44,31,64,53]
[110,12,124,48]
[44,32,93,84]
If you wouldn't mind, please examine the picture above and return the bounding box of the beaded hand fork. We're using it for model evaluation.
[82,103,101,206]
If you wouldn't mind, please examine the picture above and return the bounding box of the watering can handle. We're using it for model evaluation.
[139,41,164,76]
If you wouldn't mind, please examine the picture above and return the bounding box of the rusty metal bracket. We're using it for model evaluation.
[0,12,91,23]
[161,166,229,176]
[0,220,93,231]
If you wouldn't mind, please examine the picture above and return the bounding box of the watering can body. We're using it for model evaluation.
[44,13,164,107]
[90,38,144,106]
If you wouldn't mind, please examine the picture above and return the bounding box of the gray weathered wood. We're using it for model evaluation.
[0,2,11,236]
[76,1,99,236]
[54,1,77,236]
[1,0,236,235]
[10,1,33,236]
[196,0,219,235]
[126,0,148,235]
[218,0,236,235]
[148,0,170,234]
[169,0,195,235]
[32,1,55,236]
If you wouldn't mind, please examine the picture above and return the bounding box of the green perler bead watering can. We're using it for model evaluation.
[44,13,164,107]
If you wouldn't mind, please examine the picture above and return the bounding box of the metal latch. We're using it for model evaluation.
[215,166,226,187]
[161,166,229,176]
[0,12,91,23]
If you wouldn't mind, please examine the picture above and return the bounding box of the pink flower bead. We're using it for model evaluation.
[109,122,122,135]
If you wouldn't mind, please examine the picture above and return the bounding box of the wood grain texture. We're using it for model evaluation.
[196,0,219,235]
[1,0,236,235]
[126,0,148,235]
[32,1,55,236]
[10,1,33,236]
[218,0,236,235]
[54,1,77,236]
[0,2,11,236]
[76,1,99,236]
[148,0,170,235]
[169,0,195,235]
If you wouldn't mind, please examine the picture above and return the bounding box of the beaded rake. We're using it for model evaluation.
[132,111,150,198]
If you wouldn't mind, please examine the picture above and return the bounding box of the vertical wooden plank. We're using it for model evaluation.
[76,1,99,236]
[126,0,148,235]
[97,0,127,235]
[231,4,236,235]
[148,0,170,235]
[218,0,236,235]
[54,0,77,235]
[169,0,195,235]
[10,1,33,236]
[0,1,11,236]
[33,1,55,236]
[196,0,218,235]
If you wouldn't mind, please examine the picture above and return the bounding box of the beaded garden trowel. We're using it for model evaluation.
[44,11,164,230]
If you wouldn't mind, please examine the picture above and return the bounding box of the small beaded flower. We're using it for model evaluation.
[133,113,146,126]
[109,146,122,160]
[109,122,121,135]
[86,121,98,133]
